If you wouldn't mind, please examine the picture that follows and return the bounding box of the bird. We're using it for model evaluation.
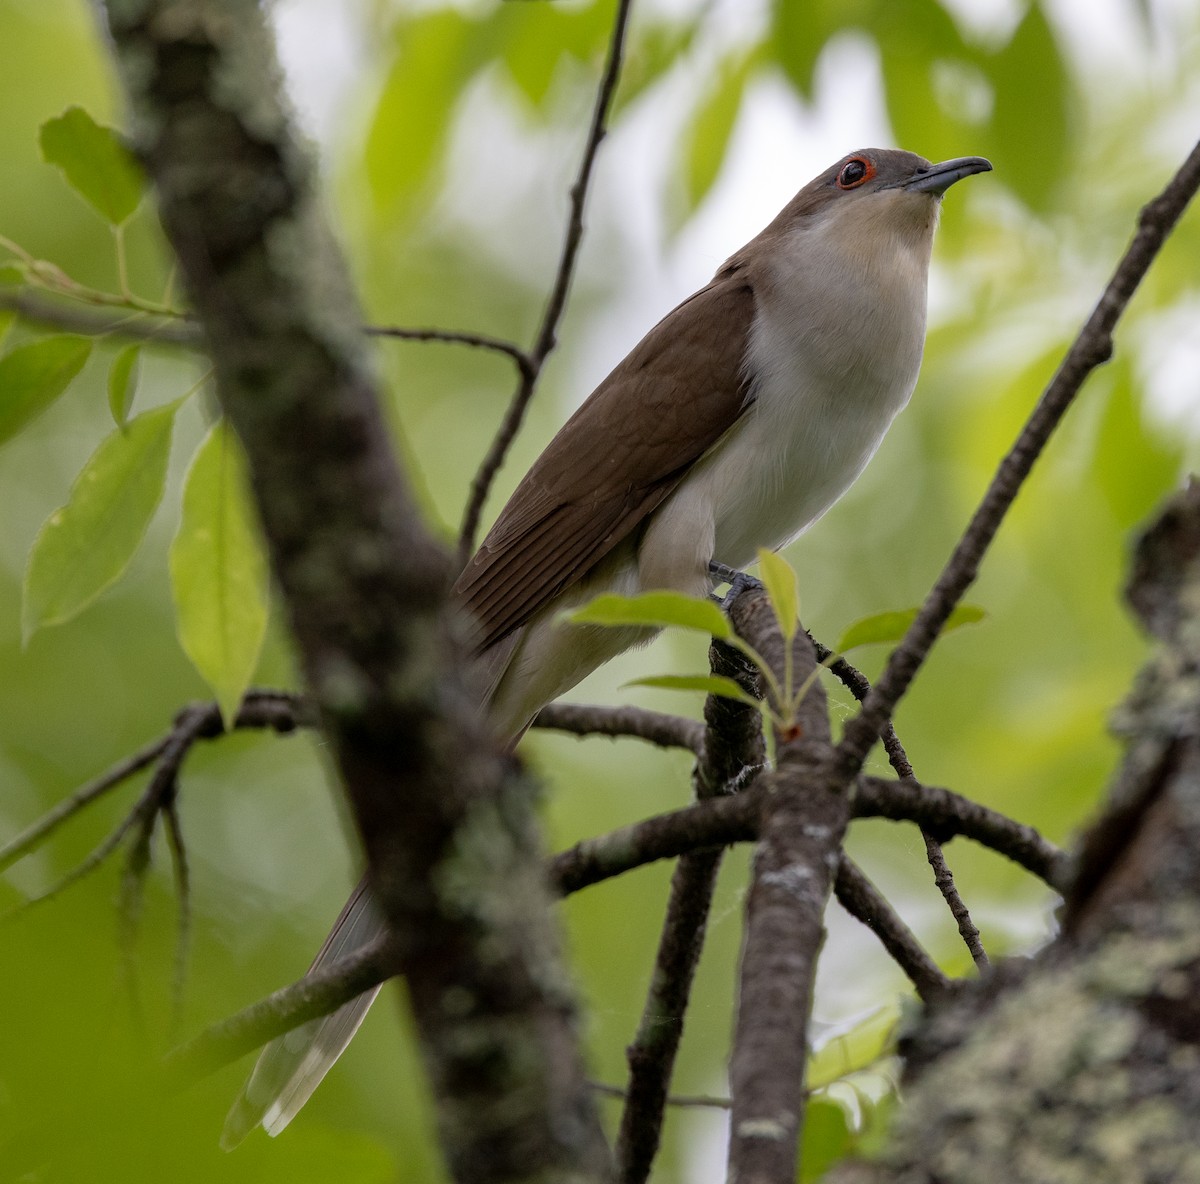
[222,147,992,1148]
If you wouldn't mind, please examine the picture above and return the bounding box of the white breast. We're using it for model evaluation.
[642,196,933,585]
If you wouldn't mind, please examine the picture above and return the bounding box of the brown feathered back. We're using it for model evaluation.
[454,268,757,651]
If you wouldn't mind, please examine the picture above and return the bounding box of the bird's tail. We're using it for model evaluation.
[220,878,385,1150]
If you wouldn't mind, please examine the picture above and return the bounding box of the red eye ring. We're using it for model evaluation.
[836,156,875,190]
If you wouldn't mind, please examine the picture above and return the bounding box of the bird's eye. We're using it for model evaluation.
[836,157,874,190]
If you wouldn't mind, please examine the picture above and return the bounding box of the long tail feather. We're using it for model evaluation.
[221,879,384,1149]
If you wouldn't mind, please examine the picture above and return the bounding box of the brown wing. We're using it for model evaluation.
[454,267,756,652]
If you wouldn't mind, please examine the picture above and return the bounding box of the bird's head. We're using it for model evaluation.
[791,148,992,245]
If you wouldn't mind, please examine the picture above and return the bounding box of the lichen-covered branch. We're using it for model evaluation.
[96,3,608,1180]
[725,592,847,1184]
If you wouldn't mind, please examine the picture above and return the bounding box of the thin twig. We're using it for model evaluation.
[834,857,951,1004]
[815,639,989,968]
[457,0,635,557]
[0,734,171,873]
[726,591,842,1183]
[593,1080,732,1110]
[855,776,1068,890]
[548,774,1066,898]
[921,829,987,970]
[836,139,1200,780]
[6,705,204,916]
[533,701,704,753]
[0,691,313,877]
[0,288,200,346]
[551,791,759,897]
[163,800,191,1034]
[117,786,159,1017]
[365,324,533,379]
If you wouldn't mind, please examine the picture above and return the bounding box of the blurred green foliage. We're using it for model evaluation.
[0,0,1196,1180]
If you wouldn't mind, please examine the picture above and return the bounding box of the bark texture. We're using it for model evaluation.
[97,3,608,1180]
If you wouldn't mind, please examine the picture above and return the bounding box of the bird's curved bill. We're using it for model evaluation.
[905,156,993,195]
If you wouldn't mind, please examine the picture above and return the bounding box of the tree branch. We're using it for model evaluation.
[616,628,765,1183]
[834,857,951,1005]
[457,0,635,556]
[814,640,988,969]
[165,935,399,1084]
[365,323,533,379]
[548,776,1066,898]
[726,592,846,1184]
[533,701,703,753]
[0,288,201,345]
[98,3,609,1180]
[0,692,312,878]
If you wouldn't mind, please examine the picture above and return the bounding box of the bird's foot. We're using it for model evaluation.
[708,561,763,611]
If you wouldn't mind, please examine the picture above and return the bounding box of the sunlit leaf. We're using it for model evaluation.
[679,52,751,214]
[499,0,610,110]
[170,420,270,728]
[807,1004,900,1091]
[614,19,700,115]
[984,4,1070,212]
[38,106,146,225]
[567,590,731,638]
[768,0,827,99]
[366,11,486,214]
[757,547,798,642]
[107,344,140,429]
[799,1097,852,1182]
[624,673,761,708]
[836,604,985,653]
[23,401,178,641]
[0,335,91,446]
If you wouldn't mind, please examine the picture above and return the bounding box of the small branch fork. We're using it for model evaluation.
[814,641,988,970]
[0,689,310,1000]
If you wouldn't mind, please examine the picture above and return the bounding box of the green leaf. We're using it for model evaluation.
[170,420,270,728]
[768,0,827,99]
[614,19,700,115]
[624,673,761,708]
[0,335,92,446]
[799,1097,852,1182]
[836,604,986,653]
[567,590,731,638]
[679,52,751,214]
[39,107,146,225]
[0,309,14,351]
[498,0,611,111]
[366,11,487,213]
[983,4,1070,213]
[107,344,141,429]
[807,1003,899,1092]
[23,401,178,641]
[757,548,798,641]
